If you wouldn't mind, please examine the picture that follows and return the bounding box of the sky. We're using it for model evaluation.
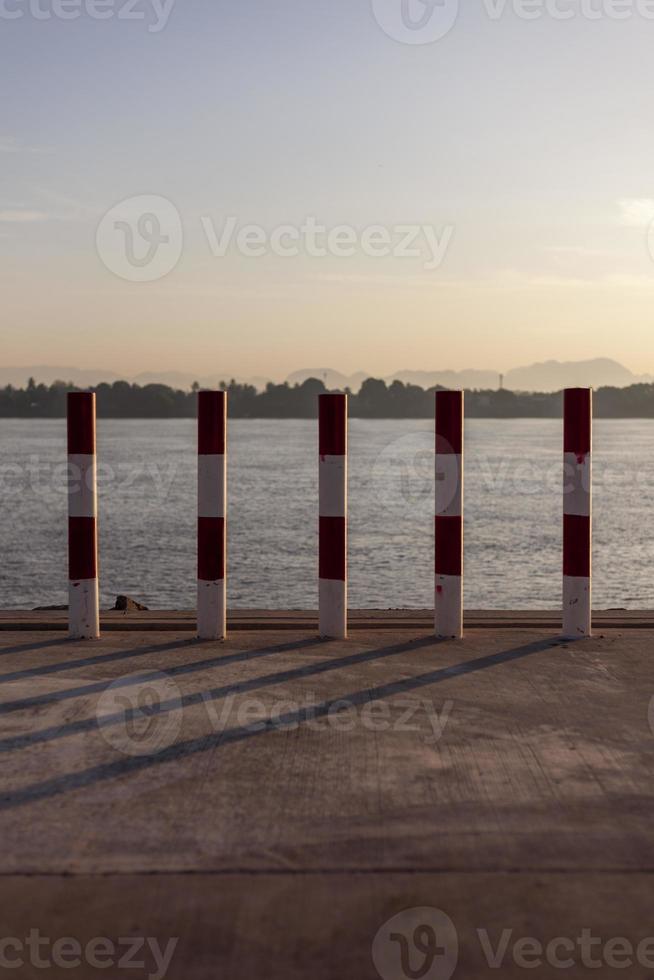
[2,0,654,380]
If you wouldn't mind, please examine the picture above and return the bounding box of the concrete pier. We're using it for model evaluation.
[0,611,652,978]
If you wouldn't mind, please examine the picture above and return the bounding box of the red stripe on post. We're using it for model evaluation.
[198,517,225,581]
[68,517,97,580]
[564,388,591,455]
[319,394,347,456]
[198,391,226,455]
[435,516,462,576]
[435,391,463,454]
[67,392,96,455]
[563,514,591,577]
[319,516,346,580]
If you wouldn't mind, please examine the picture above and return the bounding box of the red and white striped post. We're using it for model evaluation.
[197,390,227,640]
[435,390,464,639]
[67,392,100,640]
[563,387,592,638]
[319,393,347,639]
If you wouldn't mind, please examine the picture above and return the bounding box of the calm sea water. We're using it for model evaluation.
[1,418,652,610]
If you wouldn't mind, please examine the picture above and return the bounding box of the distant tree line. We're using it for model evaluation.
[2,376,654,418]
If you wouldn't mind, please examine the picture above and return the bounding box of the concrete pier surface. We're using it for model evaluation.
[0,611,653,979]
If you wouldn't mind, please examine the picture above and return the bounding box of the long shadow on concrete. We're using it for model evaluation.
[0,638,72,659]
[0,637,325,714]
[0,637,215,684]
[0,637,558,809]
[0,636,437,744]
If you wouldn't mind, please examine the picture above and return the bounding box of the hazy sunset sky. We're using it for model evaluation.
[2,0,654,379]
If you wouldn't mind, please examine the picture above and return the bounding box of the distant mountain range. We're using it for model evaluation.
[287,359,654,392]
[1,358,651,394]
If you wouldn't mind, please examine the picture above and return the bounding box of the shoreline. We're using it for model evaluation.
[2,609,654,631]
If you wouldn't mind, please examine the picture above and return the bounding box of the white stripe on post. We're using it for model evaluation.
[563,387,592,638]
[197,390,227,641]
[435,390,464,639]
[67,392,100,640]
[319,393,347,639]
